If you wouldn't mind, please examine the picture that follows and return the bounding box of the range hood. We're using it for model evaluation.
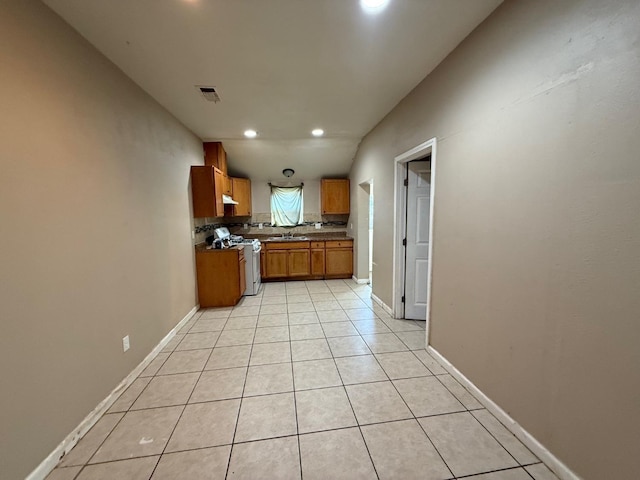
[222,194,239,205]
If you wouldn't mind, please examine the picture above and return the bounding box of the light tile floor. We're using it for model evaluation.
[48,279,559,480]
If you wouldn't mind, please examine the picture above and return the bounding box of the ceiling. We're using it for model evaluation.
[43,0,502,180]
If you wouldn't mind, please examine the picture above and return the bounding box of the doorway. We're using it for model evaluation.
[357,180,374,286]
[403,159,431,319]
[368,184,374,284]
[393,138,437,341]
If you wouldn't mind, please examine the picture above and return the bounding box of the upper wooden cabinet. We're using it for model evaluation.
[203,142,228,174]
[228,177,252,217]
[191,165,225,218]
[223,175,233,196]
[321,179,350,215]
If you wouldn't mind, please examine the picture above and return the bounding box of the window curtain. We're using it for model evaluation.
[270,185,303,227]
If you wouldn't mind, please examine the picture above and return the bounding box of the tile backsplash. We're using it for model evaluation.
[193,213,348,244]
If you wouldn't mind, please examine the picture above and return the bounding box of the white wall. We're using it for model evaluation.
[349,0,640,478]
[0,1,203,477]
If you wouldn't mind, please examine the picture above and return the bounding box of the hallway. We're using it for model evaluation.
[46,280,557,480]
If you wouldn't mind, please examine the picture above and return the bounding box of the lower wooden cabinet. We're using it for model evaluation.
[288,249,310,277]
[264,242,310,279]
[265,249,288,278]
[325,248,353,277]
[262,239,352,280]
[311,246,325,277]
[195,246,246,307]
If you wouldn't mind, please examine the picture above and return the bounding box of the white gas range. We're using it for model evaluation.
[214,228,261,295]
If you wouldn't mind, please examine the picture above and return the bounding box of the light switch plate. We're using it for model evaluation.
[259,223,263,229]
[315,223,322,229]
[122,335,130,352]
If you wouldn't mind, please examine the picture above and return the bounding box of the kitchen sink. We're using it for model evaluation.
[268,236,310,241]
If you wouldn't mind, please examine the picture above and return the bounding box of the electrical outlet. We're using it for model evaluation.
[122,335,130,352]
[350,223,353,229]
[191,230,195,239]
[258,223,263,229]
[243,223,248,230]
[315,223,322,229]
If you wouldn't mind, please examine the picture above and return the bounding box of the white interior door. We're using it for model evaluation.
[404,160,431,320]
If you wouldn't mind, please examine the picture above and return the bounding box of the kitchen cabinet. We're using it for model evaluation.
[325,240,353,278]
[288,249,311,277]
[311,241,325,277]
[203,141,228,174]
[226,177,252,217]
[321,179,350,215]
[191,165,225,218]
[265,249,288,278]
[195,246,246,307]
[262,239,352,280]
[223,175,233,196]
[264,241,311,279]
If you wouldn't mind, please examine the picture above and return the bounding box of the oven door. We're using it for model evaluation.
[253,246,261,291]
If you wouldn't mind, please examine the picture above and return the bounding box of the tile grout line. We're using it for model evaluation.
[326,294,381,480]
[70,312,213,474]
[223,292,261,480]
[357,294,458,480]
[147,309,233,479]
[58,279,541,479]
[288,284,305,479]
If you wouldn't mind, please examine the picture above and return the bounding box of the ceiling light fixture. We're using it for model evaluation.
[311,129,324,137]
[282,168,295,178]
[244,129,257,138]
[360,0,389,13]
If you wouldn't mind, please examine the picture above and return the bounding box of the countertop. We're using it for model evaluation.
[255,233,353,243]
[195,243,244,253]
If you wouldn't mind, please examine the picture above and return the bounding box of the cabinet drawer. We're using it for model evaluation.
[310,241,325,248]
[325,240,353,249]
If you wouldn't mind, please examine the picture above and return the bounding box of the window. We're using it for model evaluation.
[270,185,303,227]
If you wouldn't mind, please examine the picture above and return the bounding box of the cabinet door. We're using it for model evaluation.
[218,146,228,174]
[321,179,350,214]
[266,250,288,278]
[231,178,252,216]
[239,257,247,295]
[288,249,310,277]
[192,166,224,218]
[325,248,353,276]
[223,175,233,196]
[311,248,325,276]
[212,168,225,216]
[203,142,220,169]
[203,142,227,174]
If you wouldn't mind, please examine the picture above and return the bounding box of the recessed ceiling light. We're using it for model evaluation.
[311,129,324,137]
[361,0,389,13]
[244,129,257,138]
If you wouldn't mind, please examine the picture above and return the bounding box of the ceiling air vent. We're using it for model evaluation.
[197,86,221,103]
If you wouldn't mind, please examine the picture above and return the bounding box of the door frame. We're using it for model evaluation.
[392,137,437,345]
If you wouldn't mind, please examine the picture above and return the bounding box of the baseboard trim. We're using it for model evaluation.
[371,293,394,317]
[426,346,580,480]
[351,275,370,284]
[26,305,200,480]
